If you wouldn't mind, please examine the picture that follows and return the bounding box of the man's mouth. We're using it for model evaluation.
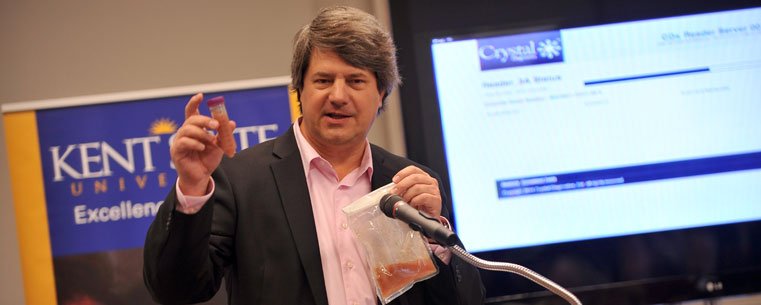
[326,113,350,119]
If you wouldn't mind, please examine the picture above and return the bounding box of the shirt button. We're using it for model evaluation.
[341,223,348,229]
[347,261,354,269]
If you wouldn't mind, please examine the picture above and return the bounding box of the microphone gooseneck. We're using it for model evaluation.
[449,245,582,305]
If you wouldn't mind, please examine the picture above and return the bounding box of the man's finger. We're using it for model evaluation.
[175,124,216,144]
[400,183,439,202]
[172,136,208,153]
[392,165,423,184]
[183,115,218,130]
[185,93,204,119]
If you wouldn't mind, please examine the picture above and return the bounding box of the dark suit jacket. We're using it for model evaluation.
[144,127,484,305]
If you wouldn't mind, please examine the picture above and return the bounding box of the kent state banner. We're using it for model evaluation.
[3,77,299,305]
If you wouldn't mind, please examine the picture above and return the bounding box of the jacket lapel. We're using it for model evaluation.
[270,127,329,305]
[371,145,395,190]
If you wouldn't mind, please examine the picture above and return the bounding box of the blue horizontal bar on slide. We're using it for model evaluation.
[584,67,710,85]
[496,151,761,199]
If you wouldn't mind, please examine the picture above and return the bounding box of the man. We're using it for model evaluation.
[143,6,484,305]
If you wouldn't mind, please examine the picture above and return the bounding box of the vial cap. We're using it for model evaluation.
[207,96,226,107]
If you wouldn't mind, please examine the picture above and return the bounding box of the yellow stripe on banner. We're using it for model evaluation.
[3,111,57,305]
[288,88,301,122]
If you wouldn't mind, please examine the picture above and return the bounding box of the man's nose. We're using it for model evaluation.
[328,79,348,105]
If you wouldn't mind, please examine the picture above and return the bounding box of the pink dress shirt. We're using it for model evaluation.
[292,121,377,305]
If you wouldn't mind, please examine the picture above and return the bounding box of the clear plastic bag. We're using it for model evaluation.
[342,183,439,304]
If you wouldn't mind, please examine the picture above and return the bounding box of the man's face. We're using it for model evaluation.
[299,48,384,150]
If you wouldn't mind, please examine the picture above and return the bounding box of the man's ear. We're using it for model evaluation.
[297,89,303,113]
[376,90,386,115]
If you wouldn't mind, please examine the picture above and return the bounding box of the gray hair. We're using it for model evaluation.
[290,6,401,107]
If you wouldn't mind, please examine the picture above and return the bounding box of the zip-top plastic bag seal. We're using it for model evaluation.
[342,183,439,304]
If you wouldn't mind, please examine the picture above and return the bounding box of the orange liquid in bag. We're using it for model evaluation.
[374,259,437,298]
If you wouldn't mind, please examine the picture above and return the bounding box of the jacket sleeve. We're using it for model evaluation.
[420,190,486,305]
[143,168,237,304]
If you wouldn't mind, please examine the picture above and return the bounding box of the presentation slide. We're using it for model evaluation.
[431,7,761,252]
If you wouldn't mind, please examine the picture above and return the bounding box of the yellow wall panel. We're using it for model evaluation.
[4,111,57,305]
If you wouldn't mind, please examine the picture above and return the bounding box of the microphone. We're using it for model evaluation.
[380,196,582,305]
[380,193,459,246]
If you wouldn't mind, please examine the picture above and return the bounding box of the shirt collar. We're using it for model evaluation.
[292,118,374,181]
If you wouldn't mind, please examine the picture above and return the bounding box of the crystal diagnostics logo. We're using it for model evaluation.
[477,30,563,70]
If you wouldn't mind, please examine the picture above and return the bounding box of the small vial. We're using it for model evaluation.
[206,96,236,157]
